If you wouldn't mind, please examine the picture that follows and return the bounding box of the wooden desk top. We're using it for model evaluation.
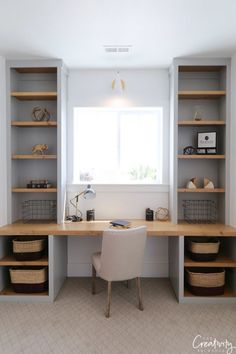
[0,220,236,236]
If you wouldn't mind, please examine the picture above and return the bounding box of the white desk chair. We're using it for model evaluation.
[91,226,147,318]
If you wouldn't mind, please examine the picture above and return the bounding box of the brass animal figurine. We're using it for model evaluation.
[32,144,48,155]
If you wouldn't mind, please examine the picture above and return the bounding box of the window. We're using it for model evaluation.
[73,107,163,184]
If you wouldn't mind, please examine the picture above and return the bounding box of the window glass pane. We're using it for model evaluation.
[73,107,163,184]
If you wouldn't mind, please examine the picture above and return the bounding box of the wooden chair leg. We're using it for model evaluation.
[105,281,112,318]
[125,280,130,288]
[92,265,96,295]
[136,277,144,311]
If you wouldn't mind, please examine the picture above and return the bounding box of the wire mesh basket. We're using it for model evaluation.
[22,200,57,223]
[183,200,217,224]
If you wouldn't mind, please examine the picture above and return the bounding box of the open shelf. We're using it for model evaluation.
[178,90,226,99]
[184,255,236,268]
[184,287,236,298]
[12,154,57,160]
[178,154,225,159]
[11,92,57,100]
[0,285,48,296]
[0,255,48,266]
[12,188,57,193]
[178,188,225,193]
[15,67,57,74]
[178,120,225,126]
[11,121,57,127]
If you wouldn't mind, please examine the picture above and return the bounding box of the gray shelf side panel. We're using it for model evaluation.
[169,63,178,224]
[57,65,68,223]
[48,235,67,301]
[169,236,184,301]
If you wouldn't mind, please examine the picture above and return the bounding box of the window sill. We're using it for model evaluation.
[67,184,169,193]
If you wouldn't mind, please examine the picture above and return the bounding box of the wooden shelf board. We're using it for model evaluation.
[178,90,226,99]
[184,287,236,298]
[0,255,48,266]
[184,255,236,268]
[12,188,57,193]
[11,92,57,101]
[178,120,225,126]
[14,67,57,74]
[11,121,57,127]
[179,66,224,72]
[12,154,57,160]
[178,188,225,193]
[178,154,225,159]
[0,285,48,296]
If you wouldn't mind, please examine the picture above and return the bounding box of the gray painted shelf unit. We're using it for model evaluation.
[169,58,236,303]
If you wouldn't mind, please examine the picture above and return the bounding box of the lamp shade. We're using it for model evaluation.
[83,184,96,200]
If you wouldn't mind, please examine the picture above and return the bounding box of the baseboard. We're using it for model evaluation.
[67,261,169,277]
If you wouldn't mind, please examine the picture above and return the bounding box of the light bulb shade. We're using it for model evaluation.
[83,184,96,200]
[112,71,125,94]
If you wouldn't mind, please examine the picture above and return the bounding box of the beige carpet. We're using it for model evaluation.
[0,278,235,354]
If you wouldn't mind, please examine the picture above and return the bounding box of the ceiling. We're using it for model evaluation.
[0,0,236,69]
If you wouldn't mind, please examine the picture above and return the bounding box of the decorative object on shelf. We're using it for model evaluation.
[22,200,57,222]
[193,105,203,121]
[186,177,198,189]
[31,106,51,121]
[68,184,96,222]
[9,267,48,293]
[145,208,154,221]
[183,146,196,155]
[197,131,217,154]
[27,179,52,189]
[32,144,48,155]
[204,177,214,189]
[186,237,220,262]
[13,238,45,261]
[111,71,125,94]
[183,199,217,224]
[156,207,169,221]
[186,267,225,296]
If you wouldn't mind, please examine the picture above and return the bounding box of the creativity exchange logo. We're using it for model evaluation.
[192,334,236,354]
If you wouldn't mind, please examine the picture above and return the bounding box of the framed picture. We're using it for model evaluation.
[197,132,217,149]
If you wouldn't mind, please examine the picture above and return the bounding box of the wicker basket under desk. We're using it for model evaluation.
[9,267,48,293]
[186,267,225,296]
[186,237,220,261]
[13,238,45,261]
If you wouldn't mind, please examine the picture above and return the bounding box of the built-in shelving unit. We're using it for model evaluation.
[169,58,235,304]
[0,255,48,266]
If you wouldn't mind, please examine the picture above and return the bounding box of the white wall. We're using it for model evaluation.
[0,57,7,226]
[67,69,170,277]
[230,54,236,226]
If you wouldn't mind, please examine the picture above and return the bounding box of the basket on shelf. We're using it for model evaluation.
[9,267,48,293]
[186,237,220,261]
[186,267,225,296]
[13,238,45,261]
[183,200,217,224]
[22,200,57,223]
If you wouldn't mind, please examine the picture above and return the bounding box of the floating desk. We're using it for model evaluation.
[0,220,236,304]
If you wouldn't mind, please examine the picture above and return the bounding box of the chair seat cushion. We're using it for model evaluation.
[92,252,101,274]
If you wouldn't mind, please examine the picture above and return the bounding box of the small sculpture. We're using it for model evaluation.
[32,106,51,121]
[186,177,198,189]
[32,144,48,155]
[204,178,214,189]
[156,207,169,221]
[183,146,196,155]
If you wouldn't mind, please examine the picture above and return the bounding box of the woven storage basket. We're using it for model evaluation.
[9,267,48,293]
[13,238,45,261]
[186,267,225,296]
[186,237,220,261]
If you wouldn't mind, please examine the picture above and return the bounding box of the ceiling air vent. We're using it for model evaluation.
[104,45,132,55]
